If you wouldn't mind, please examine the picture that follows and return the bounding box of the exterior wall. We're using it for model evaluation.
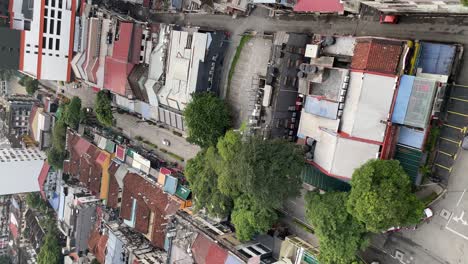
[0,147,46,195]
[20,0,78,81]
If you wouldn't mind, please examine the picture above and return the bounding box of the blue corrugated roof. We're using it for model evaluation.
[48,193,60,212]
[171,0,183,10]
[304,96,339,120]
[225,254,243,264]
[417,42,456,76]
[163,175,178,195]
[398,126,425,149]
[392,75,414,124]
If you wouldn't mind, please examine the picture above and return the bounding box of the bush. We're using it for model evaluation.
[95,91,114,127]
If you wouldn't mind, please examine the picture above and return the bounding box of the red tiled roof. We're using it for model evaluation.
[38,161,51,200]
[351,39,403,74]
[121,173,179,248]
[96,151,108,166]
[88,229,108,264]
[192,234,228,264]
[9,223,18,239]
[107,162,121,209]
[104,57,134,96]
[116,145,125,161]
[74,137,92,156]
[104,22,136,96]
[294,0,344,13]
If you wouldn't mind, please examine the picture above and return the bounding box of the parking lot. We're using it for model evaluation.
[433,84,468,183]
[227,36,272,128]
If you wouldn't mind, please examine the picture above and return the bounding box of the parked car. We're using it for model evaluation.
[380,14,399,24]
[162,139,171,146]
[462,135,468,150]
[385,208,433,233]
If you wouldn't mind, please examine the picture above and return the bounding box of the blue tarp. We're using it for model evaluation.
[398,126,425,149]
[417,42,456,76]
[304,96,339,120]
[48,193,60,212]
[171,0,183,10]
[392,75,414,124]
[163,175,178,195]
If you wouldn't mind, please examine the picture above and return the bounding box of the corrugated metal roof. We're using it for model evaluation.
[392,75,415,124]
[192,234,228,264]
[404,77,437,128]
[175,185,191,200]
[114,165,128,188]
[394,145,423,184]
[304,96,339,120]
[302,164,350,192]
[105,140,116,153]
[417,42,456,76]
[225,254,244,264]
[115,145,126,161]
[163,175,178,195]
[398,126,425,149]
[38,161,51,200]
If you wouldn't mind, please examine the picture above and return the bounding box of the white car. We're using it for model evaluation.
[162,139,170,146]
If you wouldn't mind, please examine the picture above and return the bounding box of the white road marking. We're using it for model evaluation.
[457,189,466,207]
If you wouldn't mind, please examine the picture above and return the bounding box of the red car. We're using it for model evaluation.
[380,14,399,24]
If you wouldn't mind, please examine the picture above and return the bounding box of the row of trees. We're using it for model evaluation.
[305,159,425,264]
[47,97,82,168]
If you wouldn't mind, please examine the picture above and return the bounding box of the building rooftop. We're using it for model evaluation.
[37,161,50,200]
[158,30,209,111]
[416,42,456,76]
[192,233,229,264]
[293,0,344,13]
[351,38,403,74]
[120,172,179,248]
[340,72,397,142]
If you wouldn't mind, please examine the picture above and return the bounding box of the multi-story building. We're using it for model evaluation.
[0,94,37,137]
[342,0,468,14]
[0,146,46,195]
[4,0,82,81]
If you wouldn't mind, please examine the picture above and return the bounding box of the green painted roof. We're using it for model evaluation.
[175,185,191,200]
[302,164,350,192]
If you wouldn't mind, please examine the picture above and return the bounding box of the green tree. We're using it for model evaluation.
[462,0,468,7]
[52,120,67,150]
[91,259,100,264]
[184,92,230,148]
[306,192,368,264]
[22,76,39,95]
[63,97,81,129]
[185,147,233,218]
[47,147,66,169]
[0,69,15,82]
[231,194,277,241]
[347,159,425,232]
[26,193,42,208]
[218,135,303,208]
[95,90,114,127]
[37,232,61,264]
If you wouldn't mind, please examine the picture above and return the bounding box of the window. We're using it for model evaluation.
[49,19,54,34]
[42,37,46,48]
[26,51,30,54]
[49,38,53,50]
[55,39,60,50]
[45,0,48,5]
[34,51,38,54]
[51,0,55,7]
[140,45,144,51]
[56,21,61,35]
[58,11,62,19]
[44,9,48,17]
[58,0,62,8]
[51,9,55,17]
[43,18,47,33]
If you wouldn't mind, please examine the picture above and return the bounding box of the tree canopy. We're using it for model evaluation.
[185,130,303,241]
[185,147,233,218]
[306,192,368,264]
[231,194,277,242]
[184,92,230,148]
[95,90,114,127]
[19,75,39,95]
[63,97,81,130]
[218,135,304,208]
[37,232,61,264]
[47,120,67,169]
[0,255,11,264]
[347,159,425,232]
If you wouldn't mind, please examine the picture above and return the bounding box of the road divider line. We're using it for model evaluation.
[440,137,462,146]
[443,123,464,131]
[448,110,468,117]
[435,163,452,172]
[450,97,468,103]
[457,189,466,207]
[453,83,468,88]
[438,150,455,157]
